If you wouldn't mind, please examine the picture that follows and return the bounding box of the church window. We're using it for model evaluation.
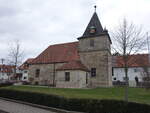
[91,68,96,77]
[112,68,114,76]
[90,39,94,47]
[65,72,70,81]
[35,69,40,77]
[86,73,88,84]
[35,81,39,85]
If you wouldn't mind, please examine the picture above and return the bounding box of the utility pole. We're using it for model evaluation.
[147,32,150,63]
[1,58,4,65]
[1,58,5,80]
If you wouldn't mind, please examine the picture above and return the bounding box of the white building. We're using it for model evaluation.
[113,67,144,87]
[112,54,150,87]
[0,65,15,81]
[19,58,34,82]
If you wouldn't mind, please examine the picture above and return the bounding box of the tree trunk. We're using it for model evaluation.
[124,55,129,102]
[124,66,129,102]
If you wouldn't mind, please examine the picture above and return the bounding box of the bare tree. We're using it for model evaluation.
[141,66,150,89]
[112,18,146,102]
[136,55,150,89]
[7,40,24,80]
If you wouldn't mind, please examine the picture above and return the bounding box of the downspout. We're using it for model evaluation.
[53,63,56,87]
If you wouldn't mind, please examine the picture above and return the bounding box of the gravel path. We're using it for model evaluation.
[0,99,56,113]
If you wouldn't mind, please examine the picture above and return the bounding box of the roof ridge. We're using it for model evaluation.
[48,41,78,47]
[113,53,149,57]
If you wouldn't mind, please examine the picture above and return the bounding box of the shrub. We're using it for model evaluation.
[0,89,149,113]
[0,82,13,87]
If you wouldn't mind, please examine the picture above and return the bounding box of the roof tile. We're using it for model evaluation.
[31,42,80,64]
[113,54,150,67]
[56,60,89,71]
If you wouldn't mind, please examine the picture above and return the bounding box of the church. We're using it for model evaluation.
[28,9,112,88]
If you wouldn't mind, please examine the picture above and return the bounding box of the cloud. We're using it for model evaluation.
[97,0,150,31]
[0,0,149,63]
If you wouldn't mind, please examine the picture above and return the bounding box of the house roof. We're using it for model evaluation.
[0,65,15,73]
[56,60,89,71]
[113,54,150,68]
[19,58,34,70]
[26,58,34,63]
[31,42,80,64]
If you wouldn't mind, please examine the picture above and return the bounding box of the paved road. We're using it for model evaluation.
[0,99,56,113]
[0,109,8,113]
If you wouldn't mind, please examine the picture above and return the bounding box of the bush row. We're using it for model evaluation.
[0,89,149,113]
[0,82,13,87]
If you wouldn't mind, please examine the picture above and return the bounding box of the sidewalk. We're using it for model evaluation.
[0,99,56,113]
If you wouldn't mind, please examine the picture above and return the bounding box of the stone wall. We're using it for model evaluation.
[56,70,88,88]
[28,63,65,85]
[79,51,112,87]
[78,35,112,87]
[78,36,110,52]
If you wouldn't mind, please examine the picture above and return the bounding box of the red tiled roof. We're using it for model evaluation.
[56,60,89,71]
[0,65,15,73]
[113,54,150,67]
[19,58,34,70]
[31,42,80,64]
[26,58,34,63]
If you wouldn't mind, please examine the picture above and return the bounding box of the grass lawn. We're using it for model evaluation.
[1,85,150,105]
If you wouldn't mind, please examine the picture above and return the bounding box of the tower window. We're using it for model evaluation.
[91,68,96,77]
[65,72,70,81]
[90,39,94,47]
[35,69,40,77]
[89,26,96,34]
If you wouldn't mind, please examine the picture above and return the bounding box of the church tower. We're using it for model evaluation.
[78,8,112,87]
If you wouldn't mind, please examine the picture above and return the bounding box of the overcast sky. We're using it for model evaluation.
[0,0,150,63]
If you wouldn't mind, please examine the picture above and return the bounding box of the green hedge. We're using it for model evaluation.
[0,82,13,87]
[0,89,150,113]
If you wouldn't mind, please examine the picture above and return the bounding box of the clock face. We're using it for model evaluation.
[89,26,96,34]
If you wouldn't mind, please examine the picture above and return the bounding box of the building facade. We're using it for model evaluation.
[112,54,150,87]
[0,65,15,81]
[28,11,112,88]
[19,58,34,82]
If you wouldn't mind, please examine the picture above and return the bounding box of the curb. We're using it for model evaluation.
[0,97,84,113]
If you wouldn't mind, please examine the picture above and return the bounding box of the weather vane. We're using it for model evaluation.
[94,5,97,12]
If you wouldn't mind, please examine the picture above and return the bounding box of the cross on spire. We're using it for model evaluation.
[94,5,97,12]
